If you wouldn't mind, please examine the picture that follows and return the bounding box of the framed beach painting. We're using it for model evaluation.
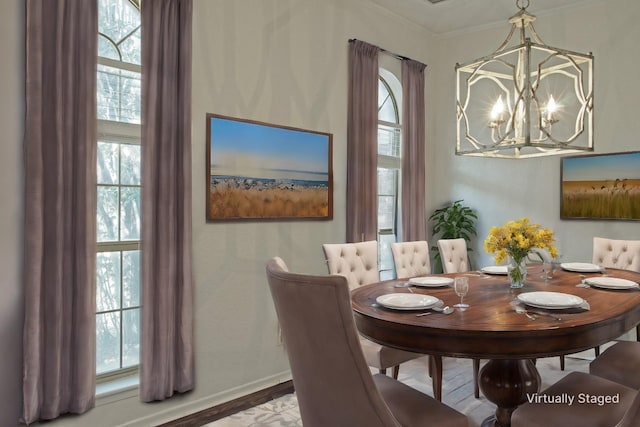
[561,151,640,220]
[206,114,333,221]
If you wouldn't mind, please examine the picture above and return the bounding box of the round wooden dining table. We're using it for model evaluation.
[351,264,640,427]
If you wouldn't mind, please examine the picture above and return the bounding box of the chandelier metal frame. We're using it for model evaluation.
[455,0,594,158]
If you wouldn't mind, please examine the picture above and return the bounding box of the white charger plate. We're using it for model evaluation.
[517,291,585,310]
[560,262,602,273]
[585,277,640,290]
[376,293,440,310]
[408,276,454,287]
[481,265,508,275]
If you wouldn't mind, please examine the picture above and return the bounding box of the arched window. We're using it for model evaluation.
[377,71,402,280]
[96,0,141,378]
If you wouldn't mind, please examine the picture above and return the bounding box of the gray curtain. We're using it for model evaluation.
[400,59,427,241]
[140,0,195,401]
[22,0,98,423]
[347,40,379,243]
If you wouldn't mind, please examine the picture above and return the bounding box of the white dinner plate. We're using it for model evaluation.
[517,291,585,310]
[408,276,454,287]
[560,262,602,273]
[481,265,508,275]
[376,293,440,310]
[585,277,640,290]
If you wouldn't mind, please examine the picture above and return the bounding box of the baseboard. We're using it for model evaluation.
[156,380,294,427]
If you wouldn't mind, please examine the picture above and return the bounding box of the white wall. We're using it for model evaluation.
[0,0,24,425]
[2,1,435,426]
[2,0,639,426]
[428,0,640,269]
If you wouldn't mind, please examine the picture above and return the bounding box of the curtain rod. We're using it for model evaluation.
[348,38,425,66]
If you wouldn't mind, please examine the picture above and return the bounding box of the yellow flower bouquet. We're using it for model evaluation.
[484,218,557,287]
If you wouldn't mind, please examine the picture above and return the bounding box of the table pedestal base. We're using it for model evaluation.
[479,359,540,427]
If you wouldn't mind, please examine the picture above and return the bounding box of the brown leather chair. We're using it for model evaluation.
[590,341,640,390]
[265,257,468,427]
[511,371,639,426]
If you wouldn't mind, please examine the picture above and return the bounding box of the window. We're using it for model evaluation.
[377,73,402,280]
[96,0,141,378]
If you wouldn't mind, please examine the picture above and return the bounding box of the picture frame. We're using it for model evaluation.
[560,151,640,220]
[206,114,333,221]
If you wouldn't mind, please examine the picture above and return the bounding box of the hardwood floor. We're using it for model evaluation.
[200,346,606,427]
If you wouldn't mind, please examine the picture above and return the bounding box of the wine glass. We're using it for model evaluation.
[540,261,552,281]
[453,277,469,310]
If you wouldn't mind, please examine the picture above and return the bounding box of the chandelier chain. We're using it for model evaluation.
[516,0,530,10]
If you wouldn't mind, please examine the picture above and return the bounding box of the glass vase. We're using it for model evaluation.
[508,256,527,288]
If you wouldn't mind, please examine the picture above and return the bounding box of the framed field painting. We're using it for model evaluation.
[206,114,333,221]
[561,151,640,220]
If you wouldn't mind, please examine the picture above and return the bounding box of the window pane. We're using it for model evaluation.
[98,36,120,61]
[378,79,398,123]
[97,252,121,312]
[122,250,140,308]
[378,166,398,232]
[378,167,397,196]
[99,0,141,61]
[378,195,396,230]
[119,27,141,64]
[97,64,141,124]
[96,311,121,374]
[120,144,141,185]
[379,233,397,280]
[378,124,401,157]
[98,141,119,185]
[97,186,119,242]
[122,308,140,368]
[120,187,140,240]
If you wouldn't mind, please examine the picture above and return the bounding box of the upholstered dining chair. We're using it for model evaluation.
[592,237,640,273]
[437,238,469,274]
[435,238,481,398]
[593,237,640,343]
[265,257,468,427]
[321,241,431,390]
[391,240,431,278]
[511,371,639,426]
[588,238,640,388]
[322,240,380,290]
[590,341,640,390]
[558,237,640,370]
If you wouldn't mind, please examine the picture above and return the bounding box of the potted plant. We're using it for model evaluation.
[429,200,478,273]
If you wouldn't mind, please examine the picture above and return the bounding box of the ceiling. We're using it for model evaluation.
[367,0,599,35]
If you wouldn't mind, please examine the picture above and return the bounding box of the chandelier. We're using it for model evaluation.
[455,0,594,158]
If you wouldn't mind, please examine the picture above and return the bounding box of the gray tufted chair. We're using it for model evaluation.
[322,241,434,396]
[437,238,469,274]
[265,257,468,427]
[391,241,431,278]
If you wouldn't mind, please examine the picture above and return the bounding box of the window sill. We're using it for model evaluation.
[96,374,139,405]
